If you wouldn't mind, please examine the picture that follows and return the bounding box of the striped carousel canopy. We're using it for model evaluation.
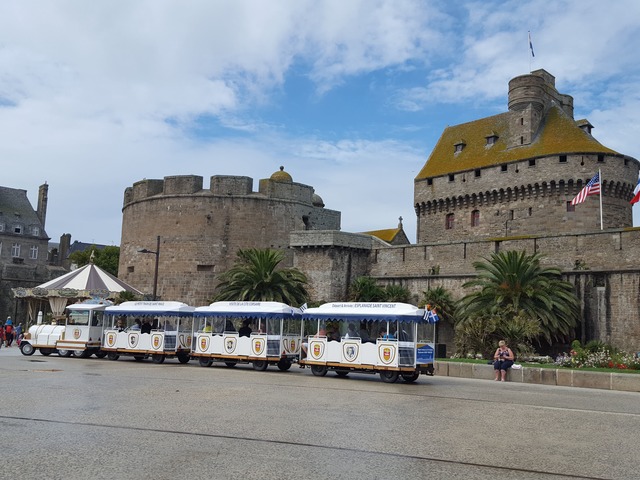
[36,263,142,294]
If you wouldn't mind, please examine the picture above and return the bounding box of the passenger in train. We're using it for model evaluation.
[326,324,340,342]
[224,320,236,332]
[344,323,359,339]
[129,319,141,331]
[116,318,126,332]
[238,320,252,337]
[141,319,152,334]
[359,322,371,342]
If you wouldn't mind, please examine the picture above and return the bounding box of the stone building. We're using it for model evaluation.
[118,167,340,306]
[414,69,638,242]
[0,183,65,321]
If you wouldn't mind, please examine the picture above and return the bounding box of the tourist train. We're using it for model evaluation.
[18,300,436,383]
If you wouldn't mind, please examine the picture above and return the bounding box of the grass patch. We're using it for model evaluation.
[436,357,640,374]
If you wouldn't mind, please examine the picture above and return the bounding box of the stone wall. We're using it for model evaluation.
[415,153,637,243]
[119,174,340,306]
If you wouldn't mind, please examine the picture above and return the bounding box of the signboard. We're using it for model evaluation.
[416,343,434,364]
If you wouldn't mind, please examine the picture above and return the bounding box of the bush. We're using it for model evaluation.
[556,341,640,370]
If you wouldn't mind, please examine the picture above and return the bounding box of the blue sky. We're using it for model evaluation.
[1,0,639,246]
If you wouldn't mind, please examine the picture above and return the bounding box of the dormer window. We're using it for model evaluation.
[32,226,40,236]
[454,140,466,153]
[577,119,593,135]
[13,224,22,234]
[485,132,498,146]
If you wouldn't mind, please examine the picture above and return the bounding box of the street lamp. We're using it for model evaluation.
[138,235,160,300]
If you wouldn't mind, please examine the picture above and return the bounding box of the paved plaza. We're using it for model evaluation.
[1,346,639,479]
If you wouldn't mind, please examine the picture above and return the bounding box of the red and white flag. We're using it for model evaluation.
[631,176,640,205]
[571,173,600,206]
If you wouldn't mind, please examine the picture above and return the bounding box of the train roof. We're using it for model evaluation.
[105,301,195,317]
[302,302,426,323]
[194,301,301,319]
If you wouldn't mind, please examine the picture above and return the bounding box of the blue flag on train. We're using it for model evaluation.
[424,308,440,324]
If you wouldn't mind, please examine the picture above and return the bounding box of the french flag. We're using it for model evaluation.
[631,176,640,205]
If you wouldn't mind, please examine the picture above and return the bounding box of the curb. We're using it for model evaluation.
[435,361,640,393]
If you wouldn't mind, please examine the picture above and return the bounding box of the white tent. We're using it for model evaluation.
[13,264,142,324]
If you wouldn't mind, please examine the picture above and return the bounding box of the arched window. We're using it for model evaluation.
[445,213,455,230]
[471,210,480,227]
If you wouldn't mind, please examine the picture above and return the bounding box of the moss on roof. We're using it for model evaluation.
[362,227,401,243]
[416,106,618,180]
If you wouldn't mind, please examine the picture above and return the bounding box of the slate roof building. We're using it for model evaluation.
[414,69,639,243]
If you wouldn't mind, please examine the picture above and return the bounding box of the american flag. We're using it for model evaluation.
[571,173,600,206]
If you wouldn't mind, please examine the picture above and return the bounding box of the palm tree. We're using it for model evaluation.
[348,277,385,301]
[212,248,308,306]
[419,286,456,325]
[383,284,411,303]
[456,250,579,341]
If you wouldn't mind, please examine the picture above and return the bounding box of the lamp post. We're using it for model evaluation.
[138,236,160,300]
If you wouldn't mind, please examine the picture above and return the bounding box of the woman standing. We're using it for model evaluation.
[493,340,514,382]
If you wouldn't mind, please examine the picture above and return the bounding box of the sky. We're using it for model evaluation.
[2,0,640,246]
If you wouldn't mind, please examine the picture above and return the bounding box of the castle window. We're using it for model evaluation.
[597,154,605,163]
[448,174,455,182]
[32,226,40,236]
[29,245,38,260]
[559,155,567,163]
[454,140,466,153]
[529,159,536,167]
[471,210,480,227]
[475,169,481,178]
[485,134,498,146]
[528,207,533,216]
[427,178,433,185]
[624,159,629,166]
[0,223,4,232]
[127,266,135,273]
[11,243,20,257]
[501,165,508,172]
[520,136,524,145]
[520,118,524,125]
[13,224,22,234]
[509,210,514,220]
[197,265,214,272]
[567,201,575,213]
[445,213,455,230]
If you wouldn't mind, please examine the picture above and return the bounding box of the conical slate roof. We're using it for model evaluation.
[36,263,142,294]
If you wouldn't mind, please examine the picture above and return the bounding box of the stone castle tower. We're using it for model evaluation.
[118,168,340,306]
[414,69,639,242]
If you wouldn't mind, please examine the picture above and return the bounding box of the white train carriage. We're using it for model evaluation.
[19,300,111,357]
[192,301,302,371]
[55,300,111,358]
[299,302,436,383]
[102,301,195,364]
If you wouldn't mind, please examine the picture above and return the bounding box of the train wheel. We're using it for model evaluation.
[379,370,399,383]
[225,361,237,368]
[152,354,165,364]
[58,349,72,357]
[252,360,268,371]
[133,355,145,362]
[199,357,213,367]
[277,359,292,371]
[335,369,349,378]
[107,353,119,361]
[177,353,191,364]
[310,365,328,377]
[401,372,420,383]
[73,350,89,358]
[40,348,53,356]
[95,351,107,359]
[20,342,35,356]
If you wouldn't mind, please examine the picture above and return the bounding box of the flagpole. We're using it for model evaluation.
[599,168,603,230]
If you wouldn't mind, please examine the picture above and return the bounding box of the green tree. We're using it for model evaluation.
[68,245,120,276]
[419,286,456,325]
[348,277,385,301]
[383,284,411,303]
[456,250,579,342]
[212,248,308,306]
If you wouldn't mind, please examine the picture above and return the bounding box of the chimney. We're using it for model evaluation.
[59,233,71,267]
[37,183,49,227]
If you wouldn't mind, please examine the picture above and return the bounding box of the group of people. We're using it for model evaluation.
[0,317,23,348]
[116,318,154,334]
